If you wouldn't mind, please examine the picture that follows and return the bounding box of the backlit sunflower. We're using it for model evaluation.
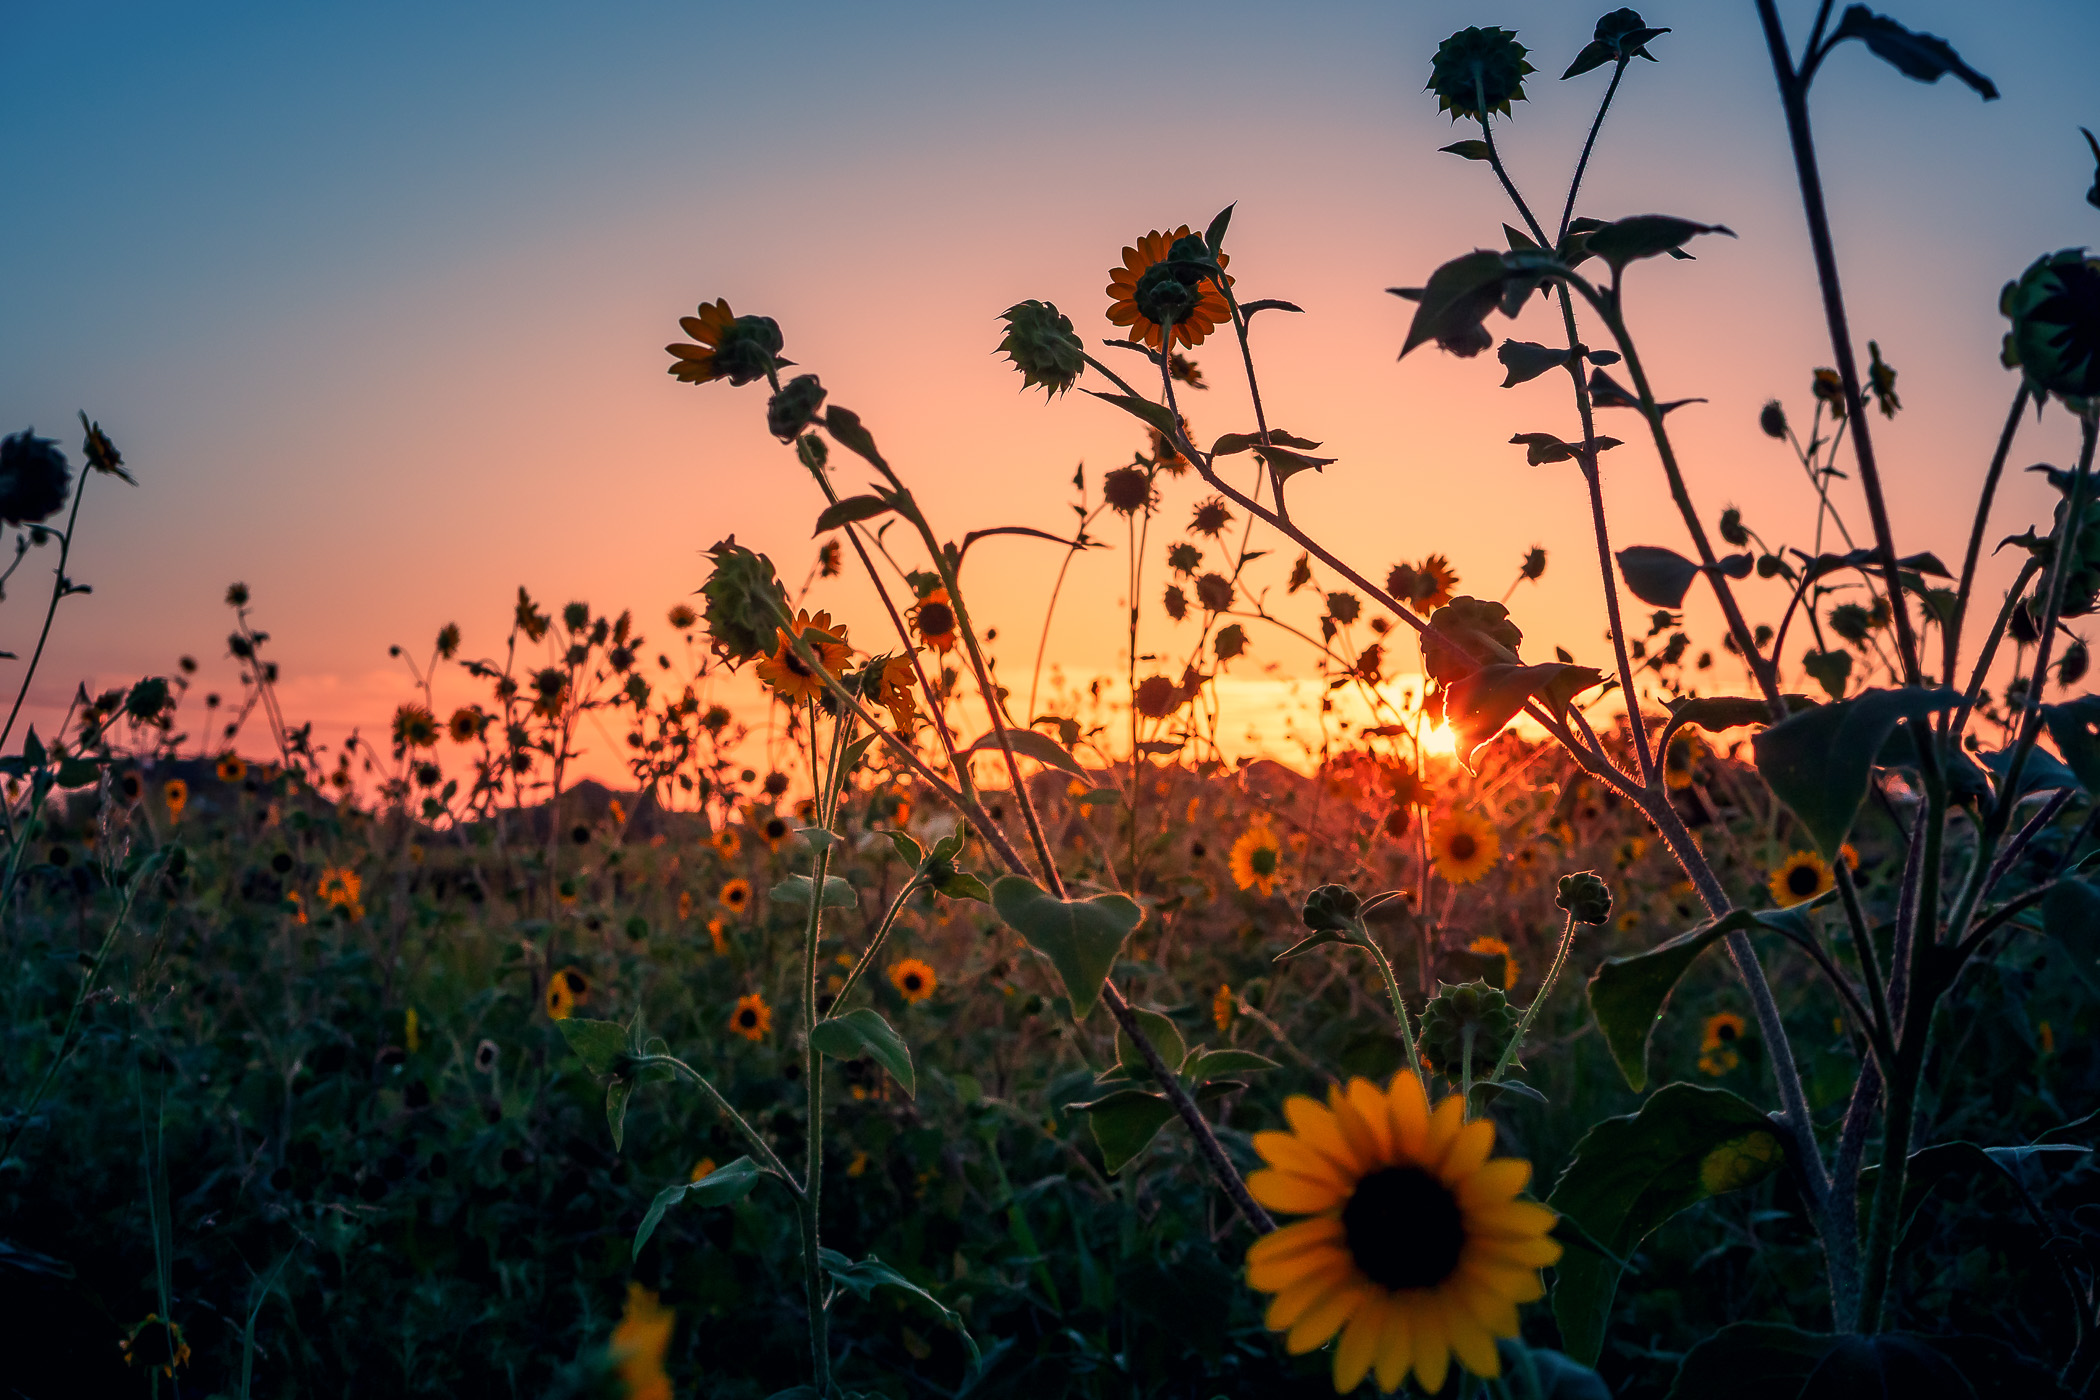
[609,1281,675,1400]
[749,808,789,851]
[730,992,773,1041]
[1768,851,1833,908]
[1214,983,1236,1032]
[913,588,959,653]
[876,653,919,732]
[712,828,742,859]
[393,703,439,750]
[318,866,363,919]
[666,298,784,387]
[1699,1012,1746,1076]
[1229,822,1285,896]
[720,878,753,915]
[1466,936,1519,991]
[164,778,188,821]
[1106,226,1234,350]
[1245,1074,1560,1395]
[706,915,729,955]
[889,958,937,1003]
[448,706,484,743]
[756,609,850,704]
[1416,555,1459,613]
[1661,731,1702,790]
[216,754,247,782]
[1430,812,1499,885]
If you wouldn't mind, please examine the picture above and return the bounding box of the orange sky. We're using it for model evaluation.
[6,2,2096,786]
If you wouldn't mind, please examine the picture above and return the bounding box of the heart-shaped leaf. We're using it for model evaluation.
[990,876,1143,1018]
[1499,340,1574,387]
[813,494,892,534]
[808,1007,915,1097]
[822,406,888,471]
[1396,250,1518,358]
[1065,1081,1240,1173]
[770,874,859,909]
[1753,688,1960,856]
[1587,910,1762,1091]
[1616,545,1701,608]
[1443,662,1604,765]
[1113,1006,1187,1076]
[555,1017,629,1077]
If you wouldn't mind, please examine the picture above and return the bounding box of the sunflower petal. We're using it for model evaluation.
[1248,1243,1352,1295]
[1346,1077,1398,1162]
[1459,1256,1545,1305]
[1388,1072,1432,1157]
[1471,1199,1559,1239]
[1447,1304,1504,1379]
[1283,1096,1360,1173]
[1458,1157,1532,1207]
[1287,1281,1368,1355]
[1248,1167,1346,1216]
[1374,1293,1415,1394]
[1469,1234,1563,1269]
[1252,1131,1350,1192]
[1411,1295,1451,1395]
[1333,1293,1389,1394]
[1265,1269,1343,1331]
[1440,1119,1496,1184]
[1423,1094,1469,1166]
[1326,1082,1384,1167]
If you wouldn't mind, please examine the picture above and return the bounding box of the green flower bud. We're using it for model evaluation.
[1759,400,1788,439]
[2000,249,2100,410]
[698,539,791,668]
[1556,870,1612,924]
[996,300,1085,398]
[1301,883,1363,933]
[766,374,828,442]
[1418,980,1519,1071]
[1427,27,1535,122]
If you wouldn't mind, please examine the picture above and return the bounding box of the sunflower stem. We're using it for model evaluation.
[1356,926,1427,1087]
[833,875,927,1005]
[1485,911,1577,1088]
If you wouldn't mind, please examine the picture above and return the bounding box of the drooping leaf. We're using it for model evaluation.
[1977,745,2080,802]
[813,494,892,534]
[961,726,1088,777]
[1181,1047,1280,1082]
[822,406,888,471]
[1065,1081,1240,1173]
[1588,367,1705,415]
[2042,695,2100,792]
[1444,662,1604,765]
[1255,442,1336,482]
[820,1249,981,1367]
[809,1007,915,1097]
[1396,250,1519,358]
[1667,695,1799,732]
[1510,432,1623,466]
[769,874,860,910]
[632,1156,763,1259]
[1583,215,1735,272]
[1082,390,1179,436]
[1439,139,1493,160]
[1211,429,1323,457]
[1616,545,1701,607]
[1549,1084,1786,1365]
[990,877,1143,1018]
[1829,6,1998,100]
[555,1018,629,1077]
[1752,688,1960,855]
[1499,340,1572,387]
[1587,910,1761,1091]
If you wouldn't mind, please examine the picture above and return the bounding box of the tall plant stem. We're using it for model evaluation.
[1946,385,2031,685]
[0,468,94,761]
[1755,0,1922,684]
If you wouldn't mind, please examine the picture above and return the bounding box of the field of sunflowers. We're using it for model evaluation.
[9,6,2100,1399]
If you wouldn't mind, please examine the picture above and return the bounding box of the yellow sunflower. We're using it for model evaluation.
[1229,822,1285,896]
[215,754,247,782]
[1661,731,1702,790]
[888,958,937,1003]
[1214,983,1236,1032]
[665,297,736,385]
[609,1281,675,1400]
[448,706,484,743]
[1245,1074,1560,1394]
[1466,936,1519,991]
[912,588,959,653]
[755,609,849,704]
[1768,850,1833,908]
[876,654,919,732]
[163,777,188,821]
[318,866,363,919]
[720,878,753,915]
[712,827,742,859]
[544,974,575,1021]
[1699,1012,1746,1076]
[730,992,772,1042]
[1430,812,1499,885]
[706,915,729,955]
[1105,226,1234,350]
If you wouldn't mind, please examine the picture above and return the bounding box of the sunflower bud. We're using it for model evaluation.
[997,300,1085,398]
[1719,507,1749,547]
[1301,883,1363,933]
[1133,263,1203,332]
[78,412,133,482]
[2000,249,2100,408]
[1102,465,1155,516]
[1758,400,1788,439]
[1556,871,1612,924]
[698,538,791,668]
[1427,27,1535,121]
[766,374,828,442]
[0,429,72,527]
[2059,640,2091,686]
[1418,981,1519,1071]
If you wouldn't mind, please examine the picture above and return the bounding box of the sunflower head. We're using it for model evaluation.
[1245,1073,1559,1394]
[2001,248,2100,409]
[215,754,247,782]
[0,428,72,528]
[1212,983,1235,1032]
[1419,980,1519,1070]
[1430,810,1500,885]
[730,992,772,1041]
[1661,731,1703,789]
[720,878,753,913]
[912,588,959,652]
[699,539,793,668]
[889,957,937,1003]
[1106,226,1233,351]
[667,299,786,387]
[1427,26,1534,122]
[1229,822,1285,896]
[1191,497,1233,537]
[1465,936,1519,991]
[1768,850,1834,908]
[544,975,575,1021]
[997,300,1086,398]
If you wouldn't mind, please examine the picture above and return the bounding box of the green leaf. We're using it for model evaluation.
[798,827,839,855]
[1584,215,1735,272]
[2044,881,2100,968]
[1444,662,1605,765]
[1752,688,1960,856]
[819,1249,981,1367]
[2043,696,2100,792]
[1977,745,2079,802]
[1586,910,1759,1091]
[990,876,1143,1019]
[1667,696,1797,732]
[633,1156,763,1259]
[886,830,924,867]
[1439,139,1492,160]
[1548,1084,1786,1366]
[1830,7,1998,100]
[555,1017,629,1077]
[1254,441,1336,483]
[1509,433,1621,466]
[1203,202,1234,255]
[1396,250,1518,359]
[1182,1047,1280,1081]
[1072,787,1123,807]
[1498,340,1572,387]
[1114,1007,1187,1077]
[54,755,103,789]
[769,874,859,910]
[961,726,1088,777]
[1801,649,1853,701]
[935,871,991,902]
[1616,545,1700,607]
[813,494,891,534]
[822,406,888,471]
[1065,1081,1239,1173]
[809,1007,915,1097]
[606,1079,634,1150]
[1081,390,1178,437]
[1211,429,1324,457]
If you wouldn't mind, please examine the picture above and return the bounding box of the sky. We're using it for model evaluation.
[5,1,2098,777]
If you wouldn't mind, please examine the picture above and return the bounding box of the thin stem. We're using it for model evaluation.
[1487,912,1578,1086]
[1946,385,2031,685]
[833,876,927,1004]
[630,1054,802,1189]
[0,469,94,759]
[1356,931,1427,1085]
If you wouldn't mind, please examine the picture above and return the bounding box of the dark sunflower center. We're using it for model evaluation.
[738,1009,757,1027]
[918,602,954,636]
[1251,846,1278,876]
[904,973,923,990]
[781,650,814,678]
[1342,1165,1466,1290]
[1448,832,1478,862]
[1715,1021,1739,1042]
[767,819,787,840]
[1133,262,1202,327]
[1786,863,1821,896]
